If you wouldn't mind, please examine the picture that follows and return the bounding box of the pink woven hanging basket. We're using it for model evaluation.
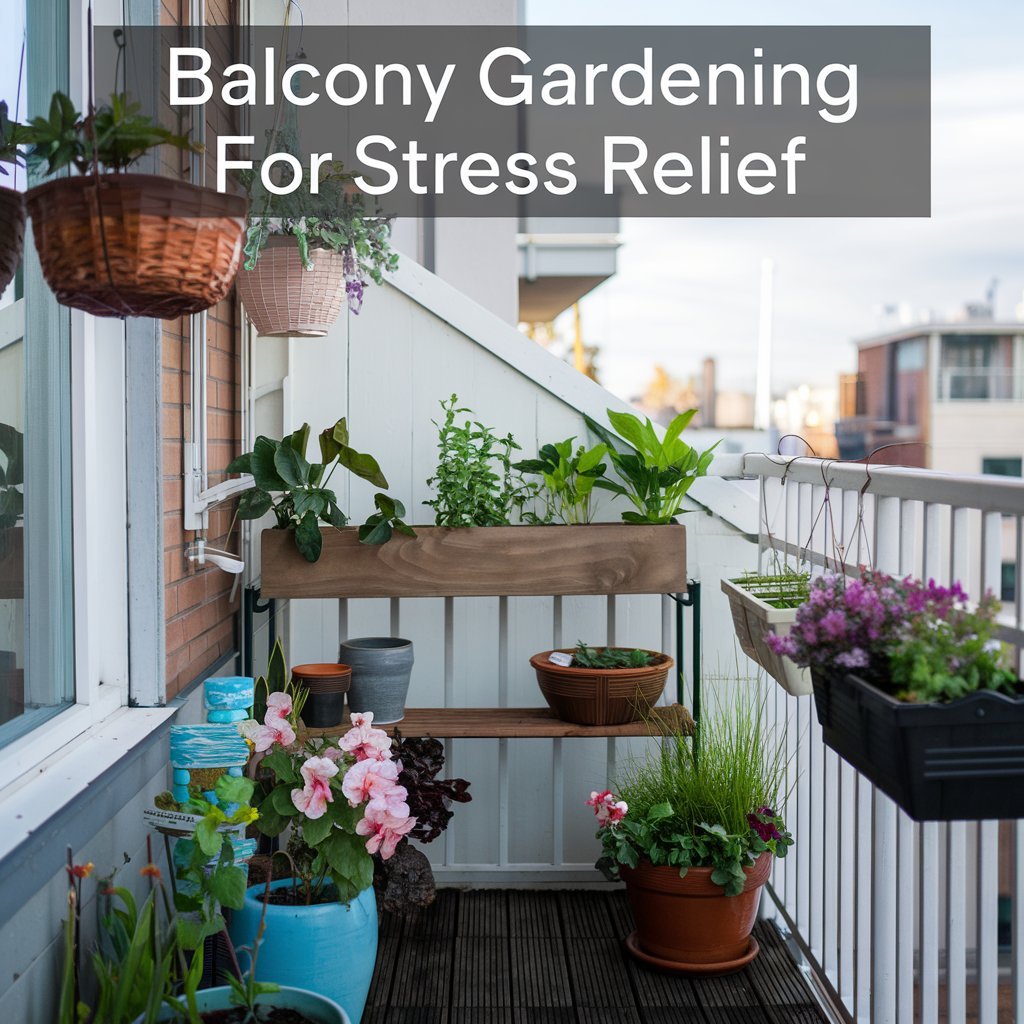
[237,235,347,338]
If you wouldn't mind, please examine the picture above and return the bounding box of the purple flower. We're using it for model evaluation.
[836,648,869,669]
[346,279,364,314]
[747,807,783,843]
[819,610,848,641]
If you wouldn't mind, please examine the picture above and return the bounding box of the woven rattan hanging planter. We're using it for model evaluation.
[237,235,347,338]
[25,174,247,319]
[0,187,25,296]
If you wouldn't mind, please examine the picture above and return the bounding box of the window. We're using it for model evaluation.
[1003,563,1018,604]
[0,0,75,747]
[982,457,1023,477]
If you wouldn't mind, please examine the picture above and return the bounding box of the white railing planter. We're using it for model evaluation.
[721,576,812,696]
[811,670,1024,821]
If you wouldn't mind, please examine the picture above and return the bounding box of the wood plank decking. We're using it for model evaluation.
[365,889,830,1023]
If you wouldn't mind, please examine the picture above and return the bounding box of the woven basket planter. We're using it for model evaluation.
[529,649,672,726]
[237,236,347,337]
[25,174,247,318]
[721,578,812,696]
[0,187,25,297]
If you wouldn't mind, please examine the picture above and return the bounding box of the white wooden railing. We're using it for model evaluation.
[734,453,1024,1024]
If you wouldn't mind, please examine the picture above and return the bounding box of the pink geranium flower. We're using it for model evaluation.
[338,712,392,762]
[586,789,628,828]
[291,755,339,820]
[356,804,416,859]
[341,757,403,809]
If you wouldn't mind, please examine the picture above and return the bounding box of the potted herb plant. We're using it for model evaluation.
[228,416,413,563]
[24,92,246,318]
[589,691,792,974]
[0,101,30,296]
[529,641,673,726]
[585,408,719,524]
[721,569,812,696]
[767,571,1024,820]
[237,160,398,336]
[233,691,416,1023]
[0,422,23,601]
[513,436,610,524]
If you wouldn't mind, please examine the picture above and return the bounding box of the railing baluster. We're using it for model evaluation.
[1015,821,1024,1023]
[919,821,940,1023]
[947,822,968,1024]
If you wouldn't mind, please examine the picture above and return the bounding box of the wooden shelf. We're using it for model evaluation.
[305,705,694,739]
[260,523,686,599]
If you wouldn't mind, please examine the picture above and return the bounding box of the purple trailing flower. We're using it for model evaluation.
[346,278,365,314]
[747,806,784,843]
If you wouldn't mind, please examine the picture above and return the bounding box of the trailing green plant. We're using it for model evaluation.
[0,422,23,530]
[228,417,414,562]
[730,570,810,610]
[0,100,33,176]
[589,688,792,896]
[585,408,719,524]
[572,643,654,669]
[425,394,539,526]
[514,437,609,524]
[25,91,196,176]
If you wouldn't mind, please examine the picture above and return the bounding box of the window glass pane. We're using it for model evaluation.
[0,0,74,745]
[982,457,1023,477]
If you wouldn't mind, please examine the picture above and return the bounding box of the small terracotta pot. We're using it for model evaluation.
[292,663,352,730]
[529,649,672,726]
[620,854,771,972]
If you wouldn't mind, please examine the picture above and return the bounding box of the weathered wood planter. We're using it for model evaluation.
[721,578,811,696]
[812,670,1024,821]
[260,523,687,599]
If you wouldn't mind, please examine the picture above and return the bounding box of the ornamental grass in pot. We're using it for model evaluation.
[24,92,246,318]
[530,642,673,726]
[588,690,792,974]
[767,570,1024,820]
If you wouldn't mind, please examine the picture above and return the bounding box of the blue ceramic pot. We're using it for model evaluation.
[136,984,348,1022]
[229,879,377,1024]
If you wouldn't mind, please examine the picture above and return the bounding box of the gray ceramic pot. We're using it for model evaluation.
[340,637,415,725]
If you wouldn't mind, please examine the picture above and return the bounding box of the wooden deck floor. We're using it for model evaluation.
[365,889,830,1023]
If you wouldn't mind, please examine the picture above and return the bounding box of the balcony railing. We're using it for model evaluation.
[938,367,1023,401]
[734,453,1024,1024]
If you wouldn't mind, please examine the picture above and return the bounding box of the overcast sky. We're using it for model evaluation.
[528,1,1024,401]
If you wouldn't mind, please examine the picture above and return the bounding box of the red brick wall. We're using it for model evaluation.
[161,0,243,699]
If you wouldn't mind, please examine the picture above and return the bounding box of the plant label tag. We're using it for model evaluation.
[548,651,574,667]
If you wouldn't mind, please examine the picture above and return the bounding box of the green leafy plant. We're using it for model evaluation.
[590,689,792,896]
[0,422,23,530]
[730,570,811,610]
[0,100,33,176]
[585,408,719,524]
[514,438,609,524]
[25,91,197,176]
[572,643,654,669]
[228,417,414,562]
[169,774,259,950]
[425,395,538,527]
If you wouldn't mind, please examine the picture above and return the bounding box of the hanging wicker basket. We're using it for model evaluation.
[237,235,347,338]
[25,173,247,319]
[0,187,25,297]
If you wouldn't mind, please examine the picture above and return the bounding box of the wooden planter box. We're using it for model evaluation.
[812,670,1024,821]
[721,578,811,696]
[260,524,687,599]
[0,527,23,601]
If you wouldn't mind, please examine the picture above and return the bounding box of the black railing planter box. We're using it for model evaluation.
[811,671,1024,821]
[259,523,687,599]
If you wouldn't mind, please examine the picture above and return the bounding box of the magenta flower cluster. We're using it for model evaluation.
[765,571,969,680]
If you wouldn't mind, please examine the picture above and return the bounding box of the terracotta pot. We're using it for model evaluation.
[0,526,23,600]
[620,854,771,972]
[237,236,348,337]
[292,662,352,730]
[0,186,25,296]
[529,649,672,726]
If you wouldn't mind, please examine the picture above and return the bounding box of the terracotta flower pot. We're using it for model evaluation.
[620,854,771,974]
[25,174,247,318]
[0,186,25,296]
[237,235,348,337]
[529,649,672,726]
[292,662,352,730]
